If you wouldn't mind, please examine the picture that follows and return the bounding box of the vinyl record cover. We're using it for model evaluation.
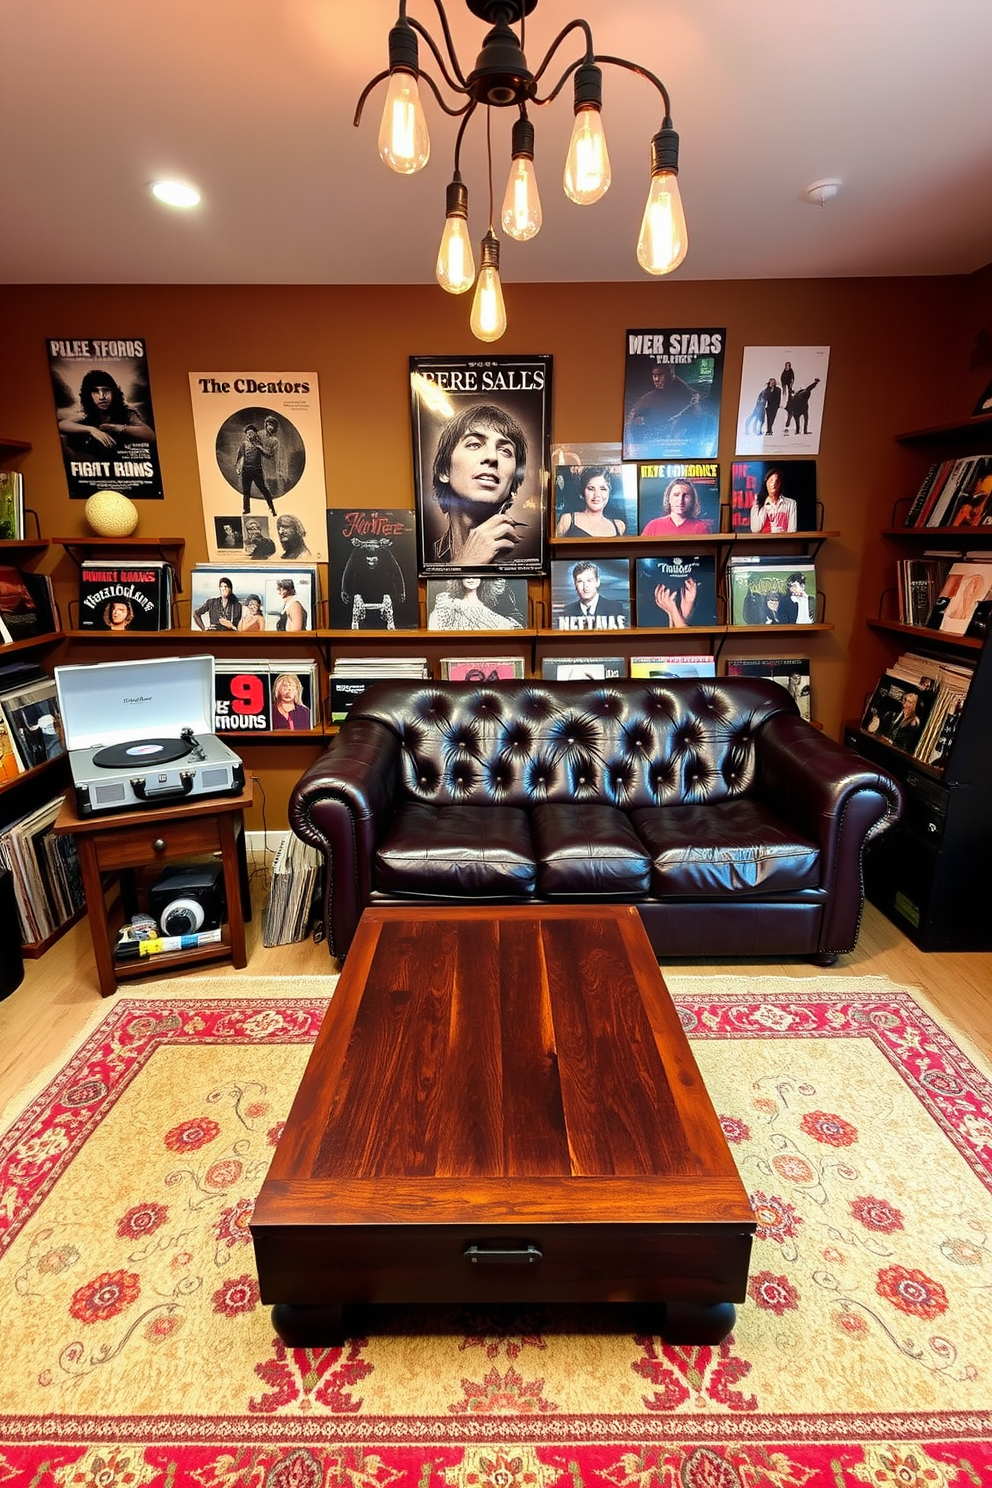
[630,655,716,678]
[411,354,550,576]
[551,558,630,630]
[188,373,328,562]
[190,565,317,633]
[78,561,172,631]
[0,711,24,780]
[861,673,938,755]
[728,556,817,625]
[634,555,718,628]
[926,560,992,635]
[46,336,163,499]
[551,443,637,537]
[327,509,418,629]
[426,577,528,630]
[541,656,627,679]
[0,566,39,640]
[730,460,818,532]
[942,456,992,528]
[0,472,25,540]
[329,677,383,723]
[214,663,273,732]
[269,666,315,730]
[0,678,65,769]
[622,328,724,461]
[441,657,526,681]
[725,657,812,720]
[637,462,720,535]
[735,346,830,456]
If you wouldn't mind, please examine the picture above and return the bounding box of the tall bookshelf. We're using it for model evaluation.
[844,416,992,950]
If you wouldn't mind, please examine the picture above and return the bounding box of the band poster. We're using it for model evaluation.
[735,345,830,456]
[410,354,551,576]
[188,372,328,563]
[622,328,725,462]
[46,336,164,499]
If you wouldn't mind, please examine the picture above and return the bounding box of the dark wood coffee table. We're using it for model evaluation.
[251,904,755,1344]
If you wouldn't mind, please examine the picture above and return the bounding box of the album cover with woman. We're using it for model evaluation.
[551,443,636,537]
[426,576,528,630]
[411,355,551,576]
[730,460,818,532]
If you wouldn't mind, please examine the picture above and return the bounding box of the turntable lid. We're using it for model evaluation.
[55,654,216,751]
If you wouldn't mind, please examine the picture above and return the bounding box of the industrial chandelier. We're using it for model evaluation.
[354,0,688,342]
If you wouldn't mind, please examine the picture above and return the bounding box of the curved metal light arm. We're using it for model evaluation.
[421,0,468,87]
[354,66,471,127]
[591,53,672,116]
[452,100,477,174]
[408,16,469,94]
[528,18,593,90]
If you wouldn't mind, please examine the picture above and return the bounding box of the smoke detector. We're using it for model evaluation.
[803,179,842,206]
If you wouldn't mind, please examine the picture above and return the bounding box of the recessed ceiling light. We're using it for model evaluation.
[149,180,201,209]
[803,179,842,206]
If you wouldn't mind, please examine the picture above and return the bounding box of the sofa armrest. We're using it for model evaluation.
[754,714,903,956]
[288,720,402,958]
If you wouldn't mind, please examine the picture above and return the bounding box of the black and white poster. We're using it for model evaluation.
[735,346,830,456]
[622,328,725,461]
[188,372,328,563]
[411,354,551,576]
[46,337,163,500]
[326,509,419,630]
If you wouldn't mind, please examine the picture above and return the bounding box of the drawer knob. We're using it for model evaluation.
[153,838,166,853]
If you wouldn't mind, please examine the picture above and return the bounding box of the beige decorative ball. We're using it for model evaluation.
[85,490,139,537]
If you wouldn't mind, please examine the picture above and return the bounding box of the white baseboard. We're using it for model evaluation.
[246,829,287,857]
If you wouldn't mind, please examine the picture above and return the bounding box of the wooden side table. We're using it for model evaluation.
[54,777,253,996]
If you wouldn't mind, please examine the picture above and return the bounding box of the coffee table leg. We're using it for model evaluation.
[661,1301,737,1344]
[271,1303,345,1347]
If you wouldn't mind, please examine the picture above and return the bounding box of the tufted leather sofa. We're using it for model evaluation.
[289,678,902,964]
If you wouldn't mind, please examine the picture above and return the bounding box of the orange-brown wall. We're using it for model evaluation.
[0,274,986,826]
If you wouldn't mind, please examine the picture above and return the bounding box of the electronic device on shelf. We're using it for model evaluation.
[55,655,245,816]
[149,863,226,934]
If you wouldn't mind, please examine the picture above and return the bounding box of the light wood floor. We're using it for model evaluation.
[2,866,990,1117]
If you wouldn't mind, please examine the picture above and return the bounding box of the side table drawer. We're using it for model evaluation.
[88,816,224,871]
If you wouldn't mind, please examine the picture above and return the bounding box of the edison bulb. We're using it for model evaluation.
[502,157,542,241]
[436,215,475,294]
[377,71,430,174]
[637,170,688,274]
[563,107,611,204]
[470,265,507,342]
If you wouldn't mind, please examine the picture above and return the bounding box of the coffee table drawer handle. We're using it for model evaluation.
[464,1243,542,1265]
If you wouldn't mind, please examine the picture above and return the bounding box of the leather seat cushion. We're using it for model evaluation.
[532,803,652,897]
[630,800,820,897]
[375,803,536,897]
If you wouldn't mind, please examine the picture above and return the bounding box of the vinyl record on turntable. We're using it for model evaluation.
[92,736,194,770]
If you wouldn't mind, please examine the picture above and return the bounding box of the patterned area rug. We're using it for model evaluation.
[2,973,991,1488]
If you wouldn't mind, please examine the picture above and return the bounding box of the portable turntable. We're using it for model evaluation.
[55,655,245,816]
